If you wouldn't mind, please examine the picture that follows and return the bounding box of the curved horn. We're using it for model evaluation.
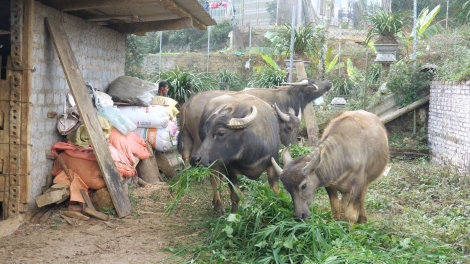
[271,157,283,176]
[282,146,293,165]
[312,84,319,90]
[275,103,290,122]
[227,106,258,129]
[297,107,302,120]
[283,79,309,86]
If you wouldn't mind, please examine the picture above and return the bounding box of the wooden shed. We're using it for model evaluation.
[0,0,215,235]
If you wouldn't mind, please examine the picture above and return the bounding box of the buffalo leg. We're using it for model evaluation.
[340,192,350,221]
[357,185,369,223]
[227,168,241,213]
[210,173,225,214]
[178,128,193,165]
[266,166,280,194]
[344,188,363,225]
[326,187,341,221]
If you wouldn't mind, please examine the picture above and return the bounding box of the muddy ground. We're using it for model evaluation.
[0,181,214,264]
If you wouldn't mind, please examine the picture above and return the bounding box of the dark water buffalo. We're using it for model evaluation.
[272,110,389,224]
[177,79,333,164]
[192,93,299,213]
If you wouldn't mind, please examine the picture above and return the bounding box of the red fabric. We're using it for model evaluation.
[211,2,219,8]
[125,132,151,160]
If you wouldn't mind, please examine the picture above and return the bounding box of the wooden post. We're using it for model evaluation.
[295,61,320,146]
[8,0,23,217]
[45,17,132,218]
[20,0,34,210]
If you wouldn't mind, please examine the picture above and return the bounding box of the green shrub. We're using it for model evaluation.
[154,66,217,104]
[386,61,431,106]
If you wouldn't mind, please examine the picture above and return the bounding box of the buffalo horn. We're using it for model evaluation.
[227,106,258,129]
[282,146,293,165]
[297,107,302,120]
[282,79,309,86]
[271,157,283,176]
[275,103,290,122]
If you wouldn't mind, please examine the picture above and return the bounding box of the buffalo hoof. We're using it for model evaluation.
[213,201,225,214]
[230,204,239,213]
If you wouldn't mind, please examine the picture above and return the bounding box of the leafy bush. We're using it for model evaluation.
[386,61,431,106]
[248,54,287,88]
[154,66,217,104]
[365,11,407,44]
[264,22,324,59]
[216,69,246,91]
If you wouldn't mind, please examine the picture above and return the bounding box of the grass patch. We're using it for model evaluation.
[164,157,469,263]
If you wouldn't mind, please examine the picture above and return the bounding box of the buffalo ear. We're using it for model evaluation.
[281,146,293,165]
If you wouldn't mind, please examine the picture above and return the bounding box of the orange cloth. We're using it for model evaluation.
[108,128,136,166]
[53,169,89,204]
[125,132,151,160]
[51,152,106,189]
[51,141,136,177]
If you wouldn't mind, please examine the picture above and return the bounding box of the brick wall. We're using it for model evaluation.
[29,2,125,210]
[428,81,470,172]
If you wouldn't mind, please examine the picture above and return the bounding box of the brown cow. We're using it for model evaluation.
[272,110,389,224]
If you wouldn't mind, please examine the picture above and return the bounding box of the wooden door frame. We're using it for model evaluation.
[0,0,33,220]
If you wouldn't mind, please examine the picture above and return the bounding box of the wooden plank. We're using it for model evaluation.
[19,0,33,207]
[380,96,430,124]
[157,0,206,29]
[41,0,156,11]
[0,77,8,205]
[106,18,193,34]
[0,70,10,219]
[45,17,132,218]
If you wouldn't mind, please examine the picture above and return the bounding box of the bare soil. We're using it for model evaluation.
[0,182,211,264]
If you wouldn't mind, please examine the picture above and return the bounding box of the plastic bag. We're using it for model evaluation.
[98,106,137,135]
[107,76,158,106]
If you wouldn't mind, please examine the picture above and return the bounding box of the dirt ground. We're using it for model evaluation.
[0,182,207,264]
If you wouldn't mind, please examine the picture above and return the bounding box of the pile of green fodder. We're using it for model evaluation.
[167,177,461,263]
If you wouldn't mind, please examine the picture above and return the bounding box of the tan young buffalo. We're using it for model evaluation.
[272,110,390,225]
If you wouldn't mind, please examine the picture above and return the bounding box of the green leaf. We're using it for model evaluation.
[222,225,234,238]
[226,213,240,222]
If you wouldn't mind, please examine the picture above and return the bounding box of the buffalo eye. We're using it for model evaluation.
[216,131,225,137]
[286,125,292,131]
[301,183,307,190]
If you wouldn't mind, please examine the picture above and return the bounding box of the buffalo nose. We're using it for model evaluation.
[190,157,201,167]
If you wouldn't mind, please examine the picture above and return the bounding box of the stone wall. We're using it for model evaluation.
[428,81,470,171]
[143,53,263,79]
[29,2,125,210]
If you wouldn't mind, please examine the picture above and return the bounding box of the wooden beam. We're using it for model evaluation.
[157,0,206,29]
[380,96,430,124]
[20,0,34,209]
[84,13,178,22]
[106,17,193,34]
[45,17,132,218]
[40,0,155,11]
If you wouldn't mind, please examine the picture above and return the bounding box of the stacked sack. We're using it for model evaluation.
[107,76,180,152]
